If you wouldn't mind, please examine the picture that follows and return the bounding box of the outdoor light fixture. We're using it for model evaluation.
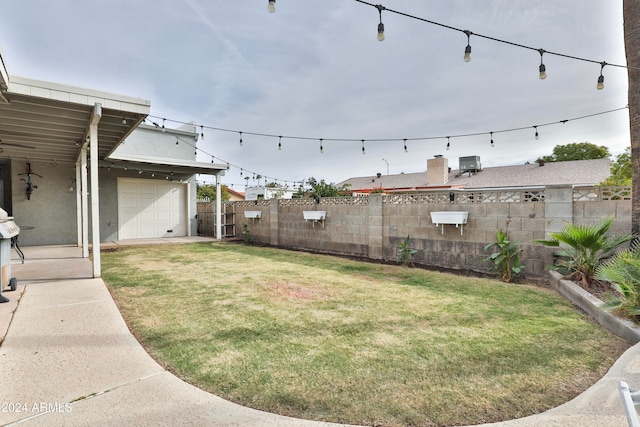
[268,0,276,13]
[597,62,606,90]
[175,138,179,145]
[239,131,243,146]
[278,136,282,151]
[538,49,547,80]
[161,118,166,133]
[490,132,494,147]
[534,126,539,140]
[446,137,450,151]
[320,138,324,153]
[376,5,385,41]
[463,30,472,62]
[403,138,408,153]
[200,125,205,140]
[362,140,366,155]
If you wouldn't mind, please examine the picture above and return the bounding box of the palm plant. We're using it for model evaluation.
[534,216,635,288]
[596,248,640,320]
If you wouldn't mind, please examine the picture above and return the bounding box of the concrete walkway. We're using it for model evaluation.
[0,238,638,426]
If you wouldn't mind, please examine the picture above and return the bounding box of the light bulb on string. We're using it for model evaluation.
[490,132,495,147]
[538,49,547,80]
[446,137,450,151]
[320,138,324,154]
[175,137,179,145]
[240,168,243,176]
[534,126,539,140]
[211,156,215,164]
[362,140,366,155]
[597,62,606,90]
[161,118,166,133]
[239,132,243,146]
[278,136,282,151]
[200,125,205,140]
[268,0,276,13]
[376,5,385,41]
[403,139,408,153]
[463,30,472,62]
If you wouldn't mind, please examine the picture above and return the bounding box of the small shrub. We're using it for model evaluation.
[242,223,251,244]
[484,229,525,283]
[397,235,417,267]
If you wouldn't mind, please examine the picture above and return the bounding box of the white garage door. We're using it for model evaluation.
[118,178,187,239]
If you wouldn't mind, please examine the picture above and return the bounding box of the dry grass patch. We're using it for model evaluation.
[102,242,629,427]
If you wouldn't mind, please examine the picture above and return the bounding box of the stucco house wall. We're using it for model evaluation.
[12,159,78,246]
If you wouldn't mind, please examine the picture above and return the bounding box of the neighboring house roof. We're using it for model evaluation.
[227,188,245,201]
[338,158,611,192]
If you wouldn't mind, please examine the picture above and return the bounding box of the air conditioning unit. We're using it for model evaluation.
[459,156,481,173]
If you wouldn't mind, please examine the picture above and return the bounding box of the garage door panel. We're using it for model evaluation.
[118,178,188,240]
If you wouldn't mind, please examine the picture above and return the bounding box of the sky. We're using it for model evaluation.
[0,0,630,191]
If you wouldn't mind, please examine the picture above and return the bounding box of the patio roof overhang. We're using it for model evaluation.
[103,153,228,176]
[0,75,149,164]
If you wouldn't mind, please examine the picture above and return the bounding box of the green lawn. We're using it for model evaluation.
[102,242,628,427]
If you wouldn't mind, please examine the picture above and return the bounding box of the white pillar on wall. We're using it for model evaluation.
[89,103,102,277]
[216,174,222,240]
[75,158,82,249]
[80,145,89,259]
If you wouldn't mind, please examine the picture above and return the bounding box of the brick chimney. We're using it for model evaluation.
[427,155,448,185]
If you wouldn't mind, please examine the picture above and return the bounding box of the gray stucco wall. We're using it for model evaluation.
[12,159,78,246]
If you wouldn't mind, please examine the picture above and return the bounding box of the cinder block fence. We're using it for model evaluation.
[198,186,631,278]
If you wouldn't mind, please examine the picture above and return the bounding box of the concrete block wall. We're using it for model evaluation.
[218,186,632,279]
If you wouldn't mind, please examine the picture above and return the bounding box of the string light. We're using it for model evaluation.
[200,125,205,140]
[147,104,628,190]
[597,62,606,90]
[403,138,408,153]
[463,30,472,62]
[353,0,634,89]
[319,138,324,154]
[278,136,282,151]
[161,118,166,133]
[538,49,547,80]
[376,5,385,41]
[534,126,539,140]
[239,131,243,146]
[446,136,450,151]
[175,137,179,145]
[268,0,276,13]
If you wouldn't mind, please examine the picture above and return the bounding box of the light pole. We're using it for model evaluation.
[382,158,389,175]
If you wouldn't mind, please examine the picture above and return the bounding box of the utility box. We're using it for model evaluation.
[459,156,482,173]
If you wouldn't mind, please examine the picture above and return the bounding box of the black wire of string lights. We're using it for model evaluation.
[354,0,636,89]
[145,104,629,188]
[268,0,633,90]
